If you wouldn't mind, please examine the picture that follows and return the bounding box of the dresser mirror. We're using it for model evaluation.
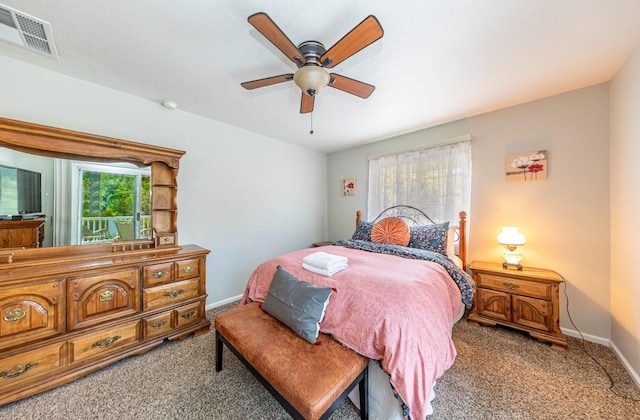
[0,117,184,250]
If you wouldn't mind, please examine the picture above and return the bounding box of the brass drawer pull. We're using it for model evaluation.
[152,271,168,279]
[180,311,196,320]
[99,290,115,302]
[181,266,195,274]
[164,289,185,298]
[1,362,38,379]
[4,308,27,322]
[503,282,520,290]
[92,335,121,348]
[151,320,168,329]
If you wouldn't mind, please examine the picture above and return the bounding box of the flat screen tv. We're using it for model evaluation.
[0,164,42,217]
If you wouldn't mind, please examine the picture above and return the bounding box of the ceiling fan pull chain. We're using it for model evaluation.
[310,111,314,134]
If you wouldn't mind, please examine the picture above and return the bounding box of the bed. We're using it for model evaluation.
[241,205,475,419]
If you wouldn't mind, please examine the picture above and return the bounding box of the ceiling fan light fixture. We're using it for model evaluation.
[294,65,329,96]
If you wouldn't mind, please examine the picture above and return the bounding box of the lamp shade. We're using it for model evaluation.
[497,227,525,246]
[293,65,330,96]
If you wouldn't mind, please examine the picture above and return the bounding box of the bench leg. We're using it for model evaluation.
[215,330,223,372]
[359,365,368,420]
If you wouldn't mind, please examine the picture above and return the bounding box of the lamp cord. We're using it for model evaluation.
[526,266,640,402]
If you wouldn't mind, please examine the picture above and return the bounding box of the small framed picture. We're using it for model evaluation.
[342,178,356,196]
[506,150,548,183]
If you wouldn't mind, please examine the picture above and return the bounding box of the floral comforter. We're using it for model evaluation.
[242,243,475,420]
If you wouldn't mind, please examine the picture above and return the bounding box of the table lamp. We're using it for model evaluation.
[497,226,525,270]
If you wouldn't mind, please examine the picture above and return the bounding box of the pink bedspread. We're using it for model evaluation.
[241,245,462,420]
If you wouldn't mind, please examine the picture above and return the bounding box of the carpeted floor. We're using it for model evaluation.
[1,301,639,419]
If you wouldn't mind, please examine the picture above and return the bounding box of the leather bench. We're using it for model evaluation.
[215,302,369,420]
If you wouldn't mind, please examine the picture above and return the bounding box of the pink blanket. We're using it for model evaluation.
[242,245,462,420]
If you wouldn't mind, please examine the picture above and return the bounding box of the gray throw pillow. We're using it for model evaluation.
[261,266,332,344]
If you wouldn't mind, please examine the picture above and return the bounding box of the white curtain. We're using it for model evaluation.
[52,158,73,245]
[367,140,471,224]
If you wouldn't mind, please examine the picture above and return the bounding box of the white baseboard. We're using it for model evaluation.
[561,326,610,347]
[610,340,640,388]
[561,327,640,389]
[205,294,242,311]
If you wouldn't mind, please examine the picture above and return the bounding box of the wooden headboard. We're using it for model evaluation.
[355,205,468,269]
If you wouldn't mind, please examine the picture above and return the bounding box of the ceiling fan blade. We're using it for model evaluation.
[300,93,314,114]
[241,74,294,90]
[321,15,383,68]
[328,73,375,98]
[248,12,305,66]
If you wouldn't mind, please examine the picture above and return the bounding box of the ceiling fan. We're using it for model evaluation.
[241,12,384,114]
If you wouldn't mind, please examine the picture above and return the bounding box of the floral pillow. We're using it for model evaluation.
[351,221,373,241]
[408,221,450,254]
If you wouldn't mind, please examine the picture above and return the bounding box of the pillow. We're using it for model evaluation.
[446,225,458,256]
[261,266,332,344]
[408,221,450,254]
[351,221,373,241]
[371,217,410,246]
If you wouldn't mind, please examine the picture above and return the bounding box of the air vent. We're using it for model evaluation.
[0,4,58,58]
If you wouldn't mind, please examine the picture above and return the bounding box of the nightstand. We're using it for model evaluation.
[468,261,567,350]
[311,241,334,247]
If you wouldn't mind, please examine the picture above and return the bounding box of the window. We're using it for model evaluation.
[69,162,150,244]
[367,139,471,223]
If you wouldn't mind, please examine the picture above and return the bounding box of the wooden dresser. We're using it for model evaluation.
[468,261,567,350]
[0,243,210,405]
[0,218,47,248]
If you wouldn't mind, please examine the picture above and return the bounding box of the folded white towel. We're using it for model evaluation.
[302,262,348,277]
[303,252,349,270]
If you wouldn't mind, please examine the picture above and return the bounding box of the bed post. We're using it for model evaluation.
[356,210,361,229]
[459,211,467,270]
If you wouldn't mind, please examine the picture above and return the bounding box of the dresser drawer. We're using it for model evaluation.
[176,258,200,280]
[174,301,204,330]
[142,310,173,339]
[68,268,140,331]
[142,278,201,312]
[142,301,205,339]
[0,341,66,391]
[0,279,65,351]
[69,319,140,363]
[475,273,551,300]
[143,262,175,288]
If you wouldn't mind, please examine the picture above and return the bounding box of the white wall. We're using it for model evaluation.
[0,55,328,305]
[328,84,612,344]
[610,44,640,382]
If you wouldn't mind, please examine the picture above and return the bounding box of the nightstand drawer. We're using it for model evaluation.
[475,273,551,300]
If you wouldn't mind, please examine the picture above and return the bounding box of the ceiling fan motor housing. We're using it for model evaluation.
[294,41,330,96]
[297,41,326,65]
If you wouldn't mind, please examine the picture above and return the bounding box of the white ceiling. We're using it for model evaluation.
[1,1,640,153]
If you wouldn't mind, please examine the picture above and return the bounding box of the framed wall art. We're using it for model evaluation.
[506,150,548,183]
[342,178,356,195]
